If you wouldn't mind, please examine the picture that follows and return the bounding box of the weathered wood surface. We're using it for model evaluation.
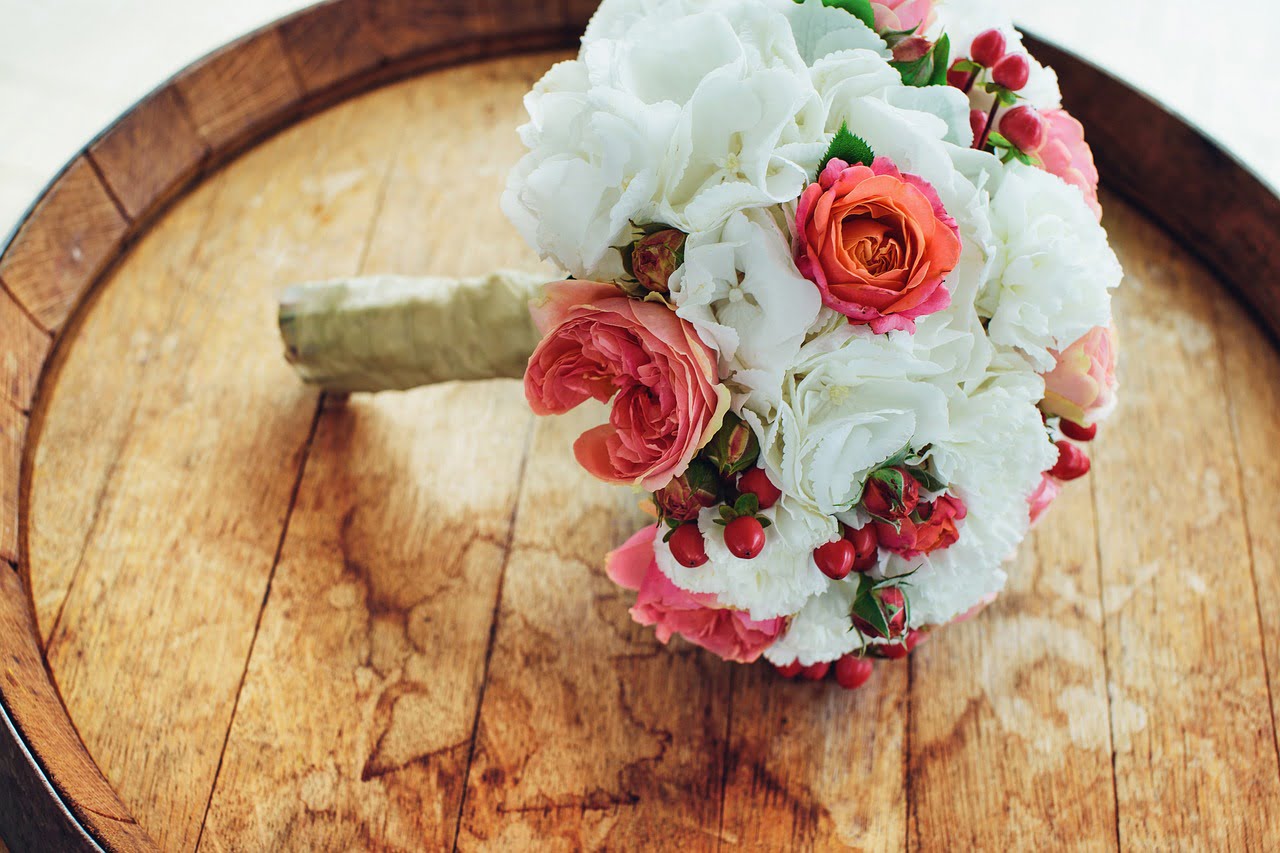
[0,9,1278,852]
[15,50,1280,851]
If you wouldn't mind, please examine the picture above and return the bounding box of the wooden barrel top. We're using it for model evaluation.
[2,3,1280,850]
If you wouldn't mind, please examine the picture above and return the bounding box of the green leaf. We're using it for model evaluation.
[851,592,889,639]
[951,57,980,74]
[987,131,1013,150]
[927,34,950,86]
[759,518,773,529]
[815,0,876,31]
[907,466,947,494]
[819,121,875,173]
[719,506,736,522]
[881,444,913,470]
[734,493,759,516]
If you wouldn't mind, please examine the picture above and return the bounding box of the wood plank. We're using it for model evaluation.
[908,480,1116,848]
[565,0,601,28]
[0,404,25,569]
[200,54,556,850]
[26,187,219,643]
[88,86,210,225]
[0,155,130,332]
[0,286,49,413]
[173,28,304,154]
[455,407,731,851]
[365,0,568,62]
[34,88,411,853]
[1092,200,1280,847]
[0,563,158,851]
[1215,290,1280,770]
[277,0,386,94]
[720,664,907,849]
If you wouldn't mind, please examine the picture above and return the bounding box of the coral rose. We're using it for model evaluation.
[525,281,729,491]
[872,0,936,34]
[876,494,967,559]
[1039,109,1102,220]
[794,156,962,334]
[1040,325,1118,426]
[606,526,785,663]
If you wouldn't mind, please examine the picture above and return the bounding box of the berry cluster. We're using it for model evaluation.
[947,29,1048,166]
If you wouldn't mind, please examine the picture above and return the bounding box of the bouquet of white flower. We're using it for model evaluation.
[280,0,1121,690]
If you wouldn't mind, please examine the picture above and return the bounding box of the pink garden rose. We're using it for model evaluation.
[606,526,784,663]
[794,156,962,334]
[1028,473,1062,525]
[1038,109,1102,220]
[1040,326,1118,426]
[525,281,729,491]
[872,0,936,33]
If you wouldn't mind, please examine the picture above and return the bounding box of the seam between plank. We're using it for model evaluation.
[1088,471,1124,853]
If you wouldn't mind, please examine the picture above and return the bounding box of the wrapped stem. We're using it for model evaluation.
[279,271,547,393]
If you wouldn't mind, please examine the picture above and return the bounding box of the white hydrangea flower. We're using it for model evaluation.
[502,62,678,277]
[780,0,890,65]
[668,208,823,418]
[978,163,1122,371]
[654,496,838,621]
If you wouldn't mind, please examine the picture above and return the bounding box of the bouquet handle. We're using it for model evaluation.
[278,271,545,393]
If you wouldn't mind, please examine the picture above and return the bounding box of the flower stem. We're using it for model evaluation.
[279,271,547,393]
[976,99,1001,151]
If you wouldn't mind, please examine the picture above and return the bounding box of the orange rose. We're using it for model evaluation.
[793,156,962,334]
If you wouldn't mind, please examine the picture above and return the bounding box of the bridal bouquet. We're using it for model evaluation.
[508,0,1121,688]
[280,0,1121,690]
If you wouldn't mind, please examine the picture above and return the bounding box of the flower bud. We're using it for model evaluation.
[703,412,760,477]
[969,28,1007,67]
[999,105,1047,153]
[631,229,686,294]
[1049,441,1091,481]
[892,36,932,64]
[969,109,987,143]
[852,586,908,640]
[653,459,720,521]
[991,53,1030,91]
[861,467,920,520]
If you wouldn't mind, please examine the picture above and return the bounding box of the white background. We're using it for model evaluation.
[0,0,1274,232]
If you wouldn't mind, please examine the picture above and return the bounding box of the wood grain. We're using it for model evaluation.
[2,3,1280,849]
[277,0,386,95]
[30,88,411,852]
[173,28,305,155]
[88,86,210,226]
[909,476,1116,848]
[720,664,907,849]
[0,155,130,331]
[1091,202,1280,847]
[0,287,50,412]
[455,407,731,851]
[201,56,549,850]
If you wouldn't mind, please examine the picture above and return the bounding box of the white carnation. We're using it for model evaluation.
[655,496,837,621]
[979,163,1122,370]
[762,581,862,666]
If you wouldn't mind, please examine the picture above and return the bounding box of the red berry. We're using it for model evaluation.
[724,516,766,560]
[969,28,1007,67]
[1049,441,1091,481]
[1060,419,1098,442]
[669,523,708,568]
[999,105,1047,153]
[801,661,831,681]
[814,539,855,581]
[834,655,874,690]
[738,467,782,510]
[946,60,970,90]
[991,53,1030,91]
[775,661,803,679]
[846,525,879,573]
